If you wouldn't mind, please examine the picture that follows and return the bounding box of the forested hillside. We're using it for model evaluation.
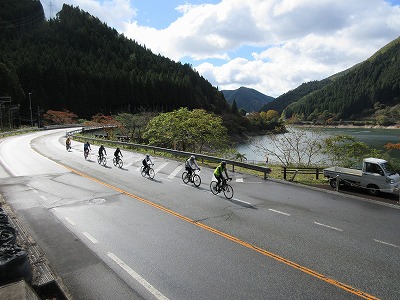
[0,0,228,121]
[222,86,274,113]
[282,36,400,122]
[259,79,332,114]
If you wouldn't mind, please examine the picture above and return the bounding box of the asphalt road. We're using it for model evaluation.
[0,129,399,300]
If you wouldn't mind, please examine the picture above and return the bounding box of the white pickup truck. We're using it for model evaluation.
[323,157,400,195]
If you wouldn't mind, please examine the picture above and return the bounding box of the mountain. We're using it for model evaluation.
[259,79,332,114]
[282,36,400,121]
[222,87,274,113]
[0,0,229,120]
[259,62,361,114]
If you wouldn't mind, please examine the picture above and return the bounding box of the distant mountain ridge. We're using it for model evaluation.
[283,36,400,121]
[259,36,400,122]
[222,87,274,112]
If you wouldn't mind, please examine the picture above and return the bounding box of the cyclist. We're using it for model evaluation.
[142,154,153,174]
[114,147,123,163]
[98,145,107,160]
[185,155,200,180]
[84,141,91,156]
[66,137,71,151]
[213,161,231,191]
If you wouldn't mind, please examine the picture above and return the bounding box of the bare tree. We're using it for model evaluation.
[251,127,324,166]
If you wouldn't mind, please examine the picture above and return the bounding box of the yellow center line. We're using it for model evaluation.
[60,163,379,300]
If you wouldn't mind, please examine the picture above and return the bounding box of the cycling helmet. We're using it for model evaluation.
[146,154,150,158]
[221,161,226,166]
[190,155,195,160]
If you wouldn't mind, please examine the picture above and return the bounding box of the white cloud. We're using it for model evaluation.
[122,0,400,96]
[42,0,400,97]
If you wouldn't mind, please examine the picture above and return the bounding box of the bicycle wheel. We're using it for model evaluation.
[117,160,123,168]
[84,152,88,160]
[210,181,218,195]
[140,166,146,177]
[148,168,155,179]
[97,156,102,164]
[182,172,190,184]
[113,157,117,166]
[223,184,234,199]
[101,157,107,166]
[193,174,201,187]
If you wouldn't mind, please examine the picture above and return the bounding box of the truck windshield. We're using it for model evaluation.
[381,162,397,176]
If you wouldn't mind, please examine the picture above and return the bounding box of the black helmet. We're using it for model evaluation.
[221,161,226,166]
[146,154,150,158]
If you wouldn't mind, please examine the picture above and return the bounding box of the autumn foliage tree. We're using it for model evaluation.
[384,143,400,150]
[84,113,122,139]
[43,110,78,125]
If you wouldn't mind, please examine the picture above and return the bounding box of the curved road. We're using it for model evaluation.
[0,129,399,300]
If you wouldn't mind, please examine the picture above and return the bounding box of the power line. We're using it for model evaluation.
[0,9,44,29]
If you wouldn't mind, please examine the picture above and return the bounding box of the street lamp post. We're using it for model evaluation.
[28,93,33,127]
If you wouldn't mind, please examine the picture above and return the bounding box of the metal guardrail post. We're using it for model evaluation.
[290,170,298,182]
[336,175,340,192]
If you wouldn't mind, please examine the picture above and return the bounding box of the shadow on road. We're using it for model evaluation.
[312,183,399,205]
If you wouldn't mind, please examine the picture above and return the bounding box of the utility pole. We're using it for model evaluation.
[29,93,33,127]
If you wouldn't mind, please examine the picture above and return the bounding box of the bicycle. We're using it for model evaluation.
[140,164,155,179]
[113,156,123,168]
[84,150,91,161]
[182,169,201,187]
[97,155,107,166]
[210,178,234,199]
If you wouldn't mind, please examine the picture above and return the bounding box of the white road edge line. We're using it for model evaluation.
[64,217,75,226]
[107,252,169,300]
[314,222,343,232]
[232,198,252,205]
[374,239,400,249]
[82,232,99,244]
[269,209,291,216]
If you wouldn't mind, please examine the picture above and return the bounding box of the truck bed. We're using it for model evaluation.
[323,166,362,177]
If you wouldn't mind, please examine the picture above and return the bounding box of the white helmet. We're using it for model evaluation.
[190,155,195,160]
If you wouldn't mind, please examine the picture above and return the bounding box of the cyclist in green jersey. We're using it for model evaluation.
[213,161,231,190]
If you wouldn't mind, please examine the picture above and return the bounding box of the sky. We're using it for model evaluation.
[39,0,400,97]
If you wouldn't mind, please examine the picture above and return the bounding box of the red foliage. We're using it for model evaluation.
[43,109,78,125]
[384,143,400,150]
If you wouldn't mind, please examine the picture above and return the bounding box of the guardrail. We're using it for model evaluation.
[281,167,322,181]
[69,127,272,180]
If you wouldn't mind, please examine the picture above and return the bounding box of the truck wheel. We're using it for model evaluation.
[367,184,380,196]
[329,178,337,189]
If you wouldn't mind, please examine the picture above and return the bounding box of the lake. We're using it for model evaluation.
[235,127,400,164]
